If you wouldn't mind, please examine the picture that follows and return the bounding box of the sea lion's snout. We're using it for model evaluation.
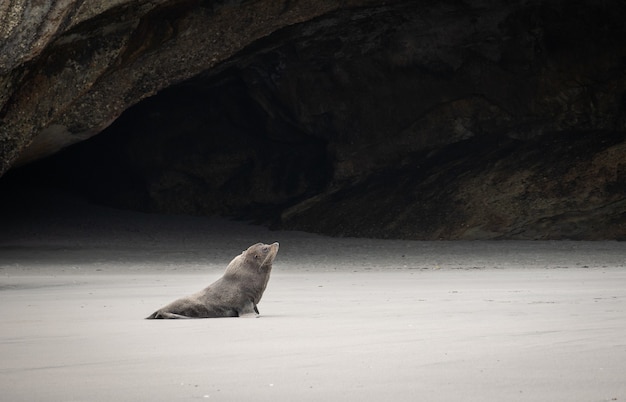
[259,242,279,266]
[270,242,279,257]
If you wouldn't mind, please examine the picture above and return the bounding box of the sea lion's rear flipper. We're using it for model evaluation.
[145,310,194,319]
[254,304,260,314]
[159,312,194,319]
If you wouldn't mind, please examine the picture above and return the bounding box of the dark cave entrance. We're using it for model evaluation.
[5,69,334,224]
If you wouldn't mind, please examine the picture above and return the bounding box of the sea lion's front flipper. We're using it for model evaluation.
[236,300,259,317]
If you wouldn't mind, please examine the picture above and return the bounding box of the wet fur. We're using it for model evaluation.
[146,242,279,319]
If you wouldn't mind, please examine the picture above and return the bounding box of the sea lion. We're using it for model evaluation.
[146,242,279,319]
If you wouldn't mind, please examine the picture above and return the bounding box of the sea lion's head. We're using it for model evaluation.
[244,242,280,269]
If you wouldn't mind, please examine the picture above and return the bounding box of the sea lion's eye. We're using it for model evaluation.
[262,246,269,253]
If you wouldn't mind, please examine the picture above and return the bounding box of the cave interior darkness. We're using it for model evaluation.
[4,65,336,222]
[2,1,626,240]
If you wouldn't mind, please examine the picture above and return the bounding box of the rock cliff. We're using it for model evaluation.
[2,0,625,239]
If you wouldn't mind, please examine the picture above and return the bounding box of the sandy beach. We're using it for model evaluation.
[1,192,625,401]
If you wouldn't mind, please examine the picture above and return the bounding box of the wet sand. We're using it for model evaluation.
[1,193,625,401]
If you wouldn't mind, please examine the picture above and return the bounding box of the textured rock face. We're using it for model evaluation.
[2,0,626,239]
[0,0,385,173]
